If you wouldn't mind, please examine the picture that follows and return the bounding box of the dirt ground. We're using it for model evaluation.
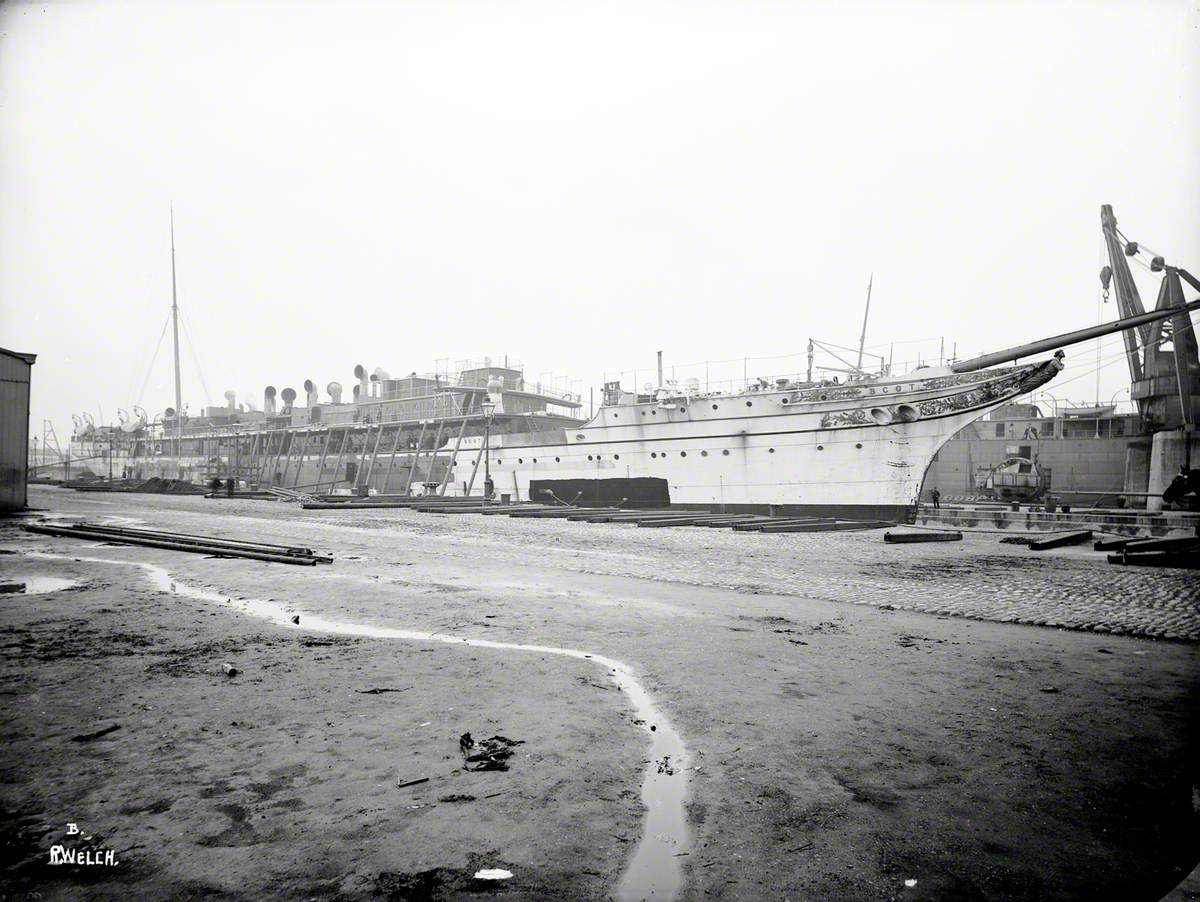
[2,486,1198,901]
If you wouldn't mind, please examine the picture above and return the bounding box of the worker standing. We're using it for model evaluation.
[931,487,941,510]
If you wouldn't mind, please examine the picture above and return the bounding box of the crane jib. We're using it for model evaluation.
[950,295,1200,374]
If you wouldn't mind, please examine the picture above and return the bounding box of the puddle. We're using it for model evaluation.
[0,577,79,596]
[20,552,689,901]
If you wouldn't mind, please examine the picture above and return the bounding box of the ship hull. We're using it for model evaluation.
[455,360,1064,517]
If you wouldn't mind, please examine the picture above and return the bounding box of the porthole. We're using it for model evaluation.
[722,449,730,456]
[817,445,824,451]
[746,401,752,407]
[781,398,790,405]
[712,404,719,410]
[855,443,862,449]
[587,455,593,461]
[518,458,524,464]
[555,457,560,462]
[575,434,585,440]
[768,448,775,454]
[533,458,538,463]
[819,393,828,401]
[651,410,657,416]
[614,454,620,460]
[497,459,502,465]
[680,451,687,457]
[651,452,657,459]
[641,411,646,416]
[596,454,602,460]
[701,450,708,456]
[613,414,618,419]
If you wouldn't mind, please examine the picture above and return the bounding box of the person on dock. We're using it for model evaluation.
[931,487,941,510]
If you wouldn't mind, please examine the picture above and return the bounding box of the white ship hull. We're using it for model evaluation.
[454,359,1063,520]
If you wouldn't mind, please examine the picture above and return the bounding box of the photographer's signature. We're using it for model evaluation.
[48,822,119,867]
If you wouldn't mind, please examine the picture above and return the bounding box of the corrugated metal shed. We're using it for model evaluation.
[1,347,37,512]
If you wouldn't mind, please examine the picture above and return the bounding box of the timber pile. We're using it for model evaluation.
[23,523,333,566]
[1105,535,1200,569]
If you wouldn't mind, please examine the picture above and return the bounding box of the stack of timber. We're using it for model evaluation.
[24,523,333,566]
[267,486,319,504]
[1102,535,1200,569]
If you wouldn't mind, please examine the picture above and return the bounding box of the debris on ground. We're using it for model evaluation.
[71,724,121,743]
[290,615,300,624]
[397,776,430,789]
[461,735,525,772]
[1040,686,1060,693]
[437,793,476,803]
[473,869,514,881]
[222,663,238,677]
[354,686,411,694]
[656,756,676,775]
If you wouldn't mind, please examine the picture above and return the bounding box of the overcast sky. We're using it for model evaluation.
[2,0,1197,439]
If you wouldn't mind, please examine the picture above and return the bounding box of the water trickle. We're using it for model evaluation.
[0,577,79,596]
[20,552,689,901]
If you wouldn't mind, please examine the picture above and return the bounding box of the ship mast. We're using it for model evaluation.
[856,273,873,372]
[170,203,183,476]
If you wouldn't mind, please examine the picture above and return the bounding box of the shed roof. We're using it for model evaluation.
[0,347,37,365]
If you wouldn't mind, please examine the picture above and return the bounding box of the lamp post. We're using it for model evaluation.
[481,398,495,502]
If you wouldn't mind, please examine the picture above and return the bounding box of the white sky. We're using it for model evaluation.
[2,0,1197,438]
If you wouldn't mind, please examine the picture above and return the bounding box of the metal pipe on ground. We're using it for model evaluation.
[65,523,318,556]
[23,524,323,566]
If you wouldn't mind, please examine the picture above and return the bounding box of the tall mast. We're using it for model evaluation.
[856,273,873,371]
[170,203,183,475]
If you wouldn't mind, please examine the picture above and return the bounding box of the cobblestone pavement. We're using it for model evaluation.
[21,488,1200,642]
[302,510,1200,641]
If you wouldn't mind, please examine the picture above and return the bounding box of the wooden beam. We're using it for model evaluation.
[439,419,469,496]
[403,422,427,495]
[381,425,404,494]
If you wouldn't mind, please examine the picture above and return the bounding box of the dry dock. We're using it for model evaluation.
[2,484,1198,901]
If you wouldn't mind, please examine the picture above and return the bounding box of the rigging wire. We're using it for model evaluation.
[178,310,213,407]
[134,312,173,407]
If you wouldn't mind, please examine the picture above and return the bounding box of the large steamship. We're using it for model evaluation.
[53,206,1198,519]
[59,292,1197,522]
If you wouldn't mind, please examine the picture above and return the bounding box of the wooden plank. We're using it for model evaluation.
[1027,530,1093,551]
[439,419,469,496]
[884,531,963,543]
[403,422,427,495]
[381,426,405,494]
